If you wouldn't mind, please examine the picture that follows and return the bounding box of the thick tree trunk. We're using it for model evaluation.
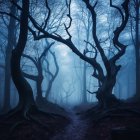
[3,3,16,112]
[96,65,120,108]
[11,53,35,111]
[11,0,35,113]
[96,81,118,108]
[23,69,43,107]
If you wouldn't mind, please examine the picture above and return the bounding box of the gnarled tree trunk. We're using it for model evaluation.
[11,0,35,114]
[96,65,121,108]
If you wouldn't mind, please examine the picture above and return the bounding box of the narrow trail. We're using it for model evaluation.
[51,109,89,140]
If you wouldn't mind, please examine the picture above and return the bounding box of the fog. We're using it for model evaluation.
[0,0,140,140]
[0,0,139,111]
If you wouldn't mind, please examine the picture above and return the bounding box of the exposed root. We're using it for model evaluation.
[32,107,67,120]
[95,107,140,119]
[3,108,52,139]
[91,107,140,127]
[2,105,66,136]
[5,120,26,140]
[0,105,22,120]
[28,114,51,132]
[0,104,68,140]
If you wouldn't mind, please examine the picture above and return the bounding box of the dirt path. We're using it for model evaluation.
[51,109,89,140]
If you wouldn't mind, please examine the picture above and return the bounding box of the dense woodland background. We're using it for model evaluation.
[0,0,139,140]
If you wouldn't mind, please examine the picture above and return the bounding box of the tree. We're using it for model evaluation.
[26,0,129,108]
[75,2,92,103]
[130,0,140,99]
[44,49,59,99]
[2,0,130,108]
[2,1,17,112]
[22,41,59,106]
[10,0,36,116]
[0,0,66,115]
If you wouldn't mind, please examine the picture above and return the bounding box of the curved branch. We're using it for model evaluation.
[22,54,38,68]
[11,0,105,80]
[84,40,97,59]
[39,42,55,61]
[110,0,130,63]
[110,0,124,22]
[22,71,38,81]
[64,0,72,39]
[87,90,97,94]
[42,0,51,30]
[0,11,20,22]
[82,0,111,76]
[11,0,36,108]
[49,50,59,79]
[44,58,54,78]
[45,50,59,98]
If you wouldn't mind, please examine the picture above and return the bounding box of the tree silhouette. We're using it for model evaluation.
[26,0,130,108]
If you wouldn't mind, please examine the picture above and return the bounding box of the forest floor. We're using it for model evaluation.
[50,109,89,140]
[0,101,140,140]
[84,101,140,140]
[0,105,70,140]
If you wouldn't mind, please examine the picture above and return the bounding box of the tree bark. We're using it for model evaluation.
[3,3,16,112]
[11,0,35,113]
[96,65,121,108]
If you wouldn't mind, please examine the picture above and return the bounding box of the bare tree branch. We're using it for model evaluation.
[82,0,111,76]
[110,0,124,22]
[22,71,38,81]
[39,42,55,61]
[43,0,51,30]
[87,89,97,94]
[110,0,130,63]
[22,54,38,68]
[64,0,72,39]
[84,40,97,59]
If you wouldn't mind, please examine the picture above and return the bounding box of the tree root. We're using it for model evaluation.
[28,114,51,132]
[2,109,51,140]
[91,107,140,127]
[1,105,67,140]
[0,105,22,120]
[5,120,26,140]
[29,106,67,120]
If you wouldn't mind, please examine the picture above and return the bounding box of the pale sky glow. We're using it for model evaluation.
[98,14,108,23]
[57,47,76,69]
[55,44,72,65]
[61,51,68,57]
[0,0,137,117]
[21,0,136,106]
